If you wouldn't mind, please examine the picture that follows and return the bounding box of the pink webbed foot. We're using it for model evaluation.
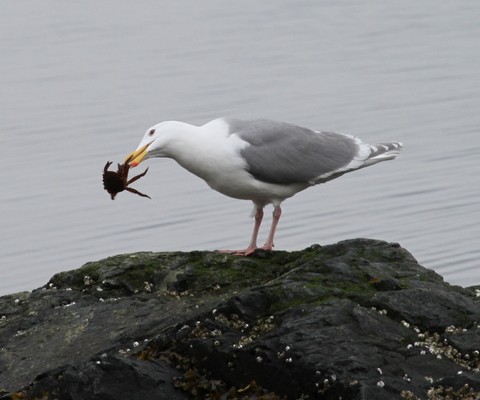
[216,247,258,256]
[215,244,274,256]
[256,244,274,252]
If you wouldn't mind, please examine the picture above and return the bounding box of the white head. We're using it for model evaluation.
[125,121,189,167]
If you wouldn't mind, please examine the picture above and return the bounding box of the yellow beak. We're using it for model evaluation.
[125,143,150,167]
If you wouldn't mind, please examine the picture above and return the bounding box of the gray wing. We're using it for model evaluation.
[227,119,359,185]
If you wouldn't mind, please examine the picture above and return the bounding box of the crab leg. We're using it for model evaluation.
[126,167,149,185]
[125,187,151,199]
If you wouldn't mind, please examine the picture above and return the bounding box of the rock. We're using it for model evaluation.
[21,356,186,400]
[1,239,479,400]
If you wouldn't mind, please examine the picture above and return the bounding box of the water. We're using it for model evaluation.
[1,1,479,295]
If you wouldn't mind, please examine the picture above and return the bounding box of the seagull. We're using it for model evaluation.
[125,118,403,255]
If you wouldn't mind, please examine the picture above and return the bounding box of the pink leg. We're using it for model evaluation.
[258,206,282,251]
[246,207,264,251]
[217,207,264,256]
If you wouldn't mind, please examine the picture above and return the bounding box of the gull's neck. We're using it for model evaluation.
[162,118,233,183]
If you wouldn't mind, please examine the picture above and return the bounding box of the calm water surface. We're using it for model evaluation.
[1,1,480,295]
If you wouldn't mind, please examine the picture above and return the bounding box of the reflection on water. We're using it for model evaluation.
[1,1,480,295]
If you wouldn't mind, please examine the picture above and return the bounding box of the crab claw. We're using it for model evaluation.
[103,161,113,172]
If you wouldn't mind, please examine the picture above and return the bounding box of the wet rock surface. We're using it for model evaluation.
[1,239,480,399]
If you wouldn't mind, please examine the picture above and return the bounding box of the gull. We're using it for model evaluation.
[125,118,403,255]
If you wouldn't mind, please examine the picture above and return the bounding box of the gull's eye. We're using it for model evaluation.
[149,129,155,136]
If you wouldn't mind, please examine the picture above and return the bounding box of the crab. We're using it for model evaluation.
[102,157,151,200]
